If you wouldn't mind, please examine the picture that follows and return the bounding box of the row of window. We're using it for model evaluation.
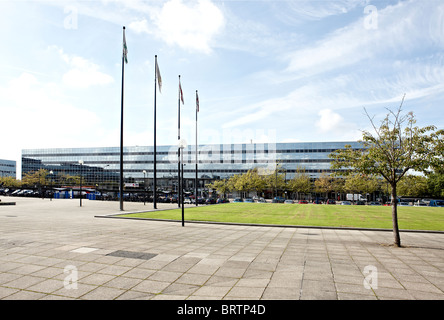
[35,159,332,166]
[22,148,357,158]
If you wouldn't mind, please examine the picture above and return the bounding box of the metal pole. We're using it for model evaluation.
[195,90,198,206]
[153,55,158,209]
[178,75,181,208]
[181,150,184,227]
[119,26,125,211]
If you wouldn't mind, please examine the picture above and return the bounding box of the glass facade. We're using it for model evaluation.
[0,159,16,178]
[22,141,362,191]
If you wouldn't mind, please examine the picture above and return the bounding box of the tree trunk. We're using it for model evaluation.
[390,183,401,247]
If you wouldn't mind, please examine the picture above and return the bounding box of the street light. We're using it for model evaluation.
[79,160,84,207]
[143,170,146,205]
[49,170,53,201]
[178,139,187,227]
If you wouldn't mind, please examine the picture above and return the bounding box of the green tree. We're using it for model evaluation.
[22,169,49,187]
[397,174,428,198]
[314,172,334,199]
[288,167,312,200]
[244,168,267,196]
[264,167,286,198]
[0,176,21,188]
[426,173,444,198]
[330,99,444,247]
[207,179,230,198]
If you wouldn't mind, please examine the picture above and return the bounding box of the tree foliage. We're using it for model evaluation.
[329,98,444,247]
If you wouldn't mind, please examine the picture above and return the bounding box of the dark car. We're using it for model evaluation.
[205,198,217,204]
[272,196,285,203]
[326,199,336,205]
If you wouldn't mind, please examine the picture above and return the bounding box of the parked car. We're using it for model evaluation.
[341,201,352,205]
[205,198,217,205]
[414,201,428,207]
[257,198,267,203]
[284,200,294,204]
[429,200,444,207]
[356,201,365,205]
[313,199,323,204]
[272,196,285,203]
[326,199,336,205]
[369,201,381,206]
[298,200,308,204]
[184,197,192,204]
[399,202,411,206]
[244,198,254,203]
[233,197,243,203]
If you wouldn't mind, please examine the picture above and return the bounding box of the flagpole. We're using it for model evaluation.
[153,55,158,209]
[119,26,126,211]
[195,90,198,207]
[177,75,181,208]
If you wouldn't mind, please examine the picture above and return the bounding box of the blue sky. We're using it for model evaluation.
[1,0,444,175]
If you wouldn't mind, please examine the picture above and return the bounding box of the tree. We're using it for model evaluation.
[263,167,286,197]
[0,176,21,188]
[397,174,428,198]
[288,167,312,200]
[314,172,334,199]
[22,169,49,187]
[244,168,267,196]
[207,179,230,198]
[330,98,444,247]
[426,172,444,198]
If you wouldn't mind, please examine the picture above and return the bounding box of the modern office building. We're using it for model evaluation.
[0,159,16,178]
[22,141,362,194]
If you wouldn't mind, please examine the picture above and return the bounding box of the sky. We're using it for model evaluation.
[1,0,444,177]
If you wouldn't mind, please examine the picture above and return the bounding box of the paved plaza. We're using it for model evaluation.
[0,196,443,300]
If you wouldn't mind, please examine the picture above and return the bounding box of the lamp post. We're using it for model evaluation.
[49,170,53,201]
[143,170,146,205]
[178,139,187,227]
[79,160,84,207]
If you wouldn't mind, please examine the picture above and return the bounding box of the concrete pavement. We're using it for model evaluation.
[0,196,443,300]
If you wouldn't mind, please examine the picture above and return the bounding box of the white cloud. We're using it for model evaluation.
[315,109,361,140]
[282,0,364,21]
[128,19,150,34]
[150,0,224,54]
[0,72,103,173]
[50,46,114,88]
[285,1,441,77]
[316,109,344,133]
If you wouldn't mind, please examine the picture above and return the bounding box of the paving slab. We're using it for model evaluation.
[0,196,443,300]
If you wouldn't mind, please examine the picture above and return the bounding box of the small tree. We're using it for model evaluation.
[288,167,312,200]
[314,172,334,200]
[330,97,443,247]
[397,174,428,198]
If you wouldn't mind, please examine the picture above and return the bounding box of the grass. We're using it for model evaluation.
[116,203,444,231]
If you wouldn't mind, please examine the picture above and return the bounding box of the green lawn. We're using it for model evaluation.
[116,203,444,231]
